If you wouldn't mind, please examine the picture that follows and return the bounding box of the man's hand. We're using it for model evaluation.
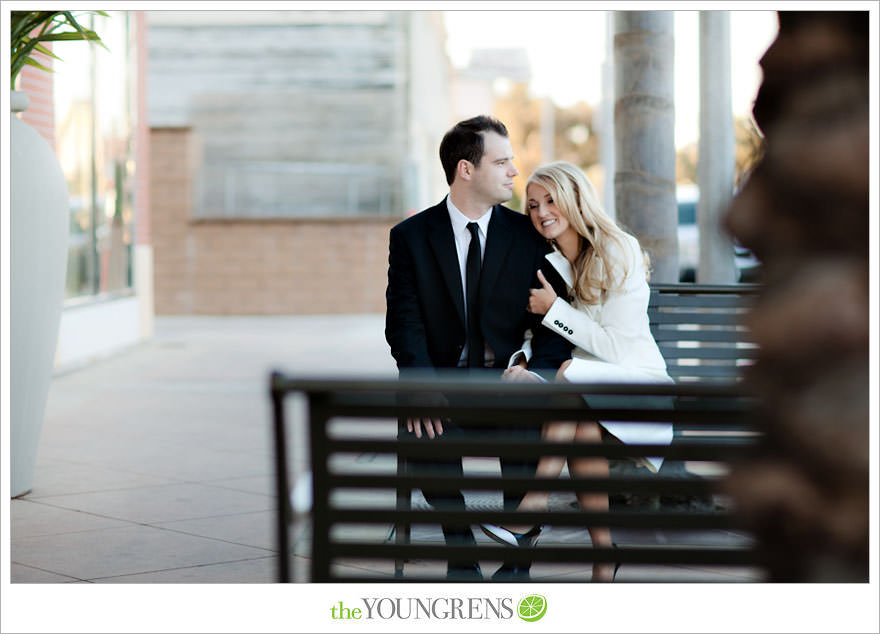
[407,416,444,439]
[405,392,448,439]
[528,269,558,315]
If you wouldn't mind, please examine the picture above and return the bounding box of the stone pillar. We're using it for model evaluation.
[697,11,737,283]
[600,11,616,220]
[613,11,677,281]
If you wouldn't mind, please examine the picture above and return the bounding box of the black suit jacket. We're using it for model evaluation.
[385,198,573,373]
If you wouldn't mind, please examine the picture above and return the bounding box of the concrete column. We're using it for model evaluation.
[613,11,678,282]
[600,11,616,220]
[133,11,155,339]
[697,11,737,283]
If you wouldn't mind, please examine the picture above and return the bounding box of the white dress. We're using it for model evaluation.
[540,234,673,471]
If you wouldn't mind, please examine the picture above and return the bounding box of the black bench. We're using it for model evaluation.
[647,283,760,444]
[270,283,765,582]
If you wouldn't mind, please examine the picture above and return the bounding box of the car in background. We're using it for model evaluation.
[677,184,761,283]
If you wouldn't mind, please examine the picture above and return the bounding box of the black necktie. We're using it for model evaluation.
[466,222,484,368]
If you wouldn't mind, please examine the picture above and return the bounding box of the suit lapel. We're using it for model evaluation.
[479,206,514,308]
[426,201,466,327]
[545,248,574,289]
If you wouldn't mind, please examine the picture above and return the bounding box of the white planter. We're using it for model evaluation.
[10,90,70,497]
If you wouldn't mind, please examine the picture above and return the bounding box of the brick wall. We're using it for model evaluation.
[150,127,397,315]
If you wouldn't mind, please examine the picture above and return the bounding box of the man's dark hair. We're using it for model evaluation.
[439,115,509,185]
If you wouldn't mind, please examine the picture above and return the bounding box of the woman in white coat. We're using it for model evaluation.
[481,161,673,582]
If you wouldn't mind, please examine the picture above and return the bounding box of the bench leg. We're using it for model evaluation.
[394,421,410,577]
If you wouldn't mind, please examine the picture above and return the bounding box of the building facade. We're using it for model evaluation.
[146,11,451,314]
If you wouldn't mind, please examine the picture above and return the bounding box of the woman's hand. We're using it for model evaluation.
[528,269,558,315]
[502,364,544,383]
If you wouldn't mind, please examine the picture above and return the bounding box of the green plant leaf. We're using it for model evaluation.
[24,57,54,74]
[31,42,63,62]
[60,12,108,50]
[10,10,109,84]
[11,12,56,42]
[40,31,102,43]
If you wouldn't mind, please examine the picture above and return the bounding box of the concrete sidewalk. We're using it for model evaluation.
[11,315,396,583]
[10,315,759,583]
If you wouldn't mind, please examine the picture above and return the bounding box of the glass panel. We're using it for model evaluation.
[94,12,134,294]
[54,21,94,298]
[53,11,134,300]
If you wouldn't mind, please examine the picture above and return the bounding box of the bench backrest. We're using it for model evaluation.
[648,284,759,383]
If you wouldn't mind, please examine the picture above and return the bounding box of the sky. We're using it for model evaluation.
[444,10,779,148]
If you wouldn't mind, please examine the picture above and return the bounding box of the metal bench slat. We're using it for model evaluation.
[651,328,752,343]
[650,283,761,295]
[322,543,761,567]
[324,474,723,495]
[658,347,759,360]
[650,311,747,325]
[649,294,753,308]
[324,439,756,459]
[667,365,752,379]
[323,509,742,529]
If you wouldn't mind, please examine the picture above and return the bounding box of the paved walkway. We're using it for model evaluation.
[10,315,758,583]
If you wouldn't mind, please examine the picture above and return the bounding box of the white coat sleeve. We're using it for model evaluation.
[540,237,650,365]
[507,330,533,368]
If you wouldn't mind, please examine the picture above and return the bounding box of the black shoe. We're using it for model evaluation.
[491,563,531,581]
[480,524,541,547]
[447,562,482,580]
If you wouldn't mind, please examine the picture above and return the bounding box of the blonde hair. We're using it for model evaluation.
[524,161,650,305]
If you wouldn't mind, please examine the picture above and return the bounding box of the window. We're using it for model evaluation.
[53,11,135,300]
[194,160,394,219]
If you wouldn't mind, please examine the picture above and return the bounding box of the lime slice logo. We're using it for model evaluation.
[517,594,547,622]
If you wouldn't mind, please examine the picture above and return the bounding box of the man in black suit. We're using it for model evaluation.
[385,115,573,580]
